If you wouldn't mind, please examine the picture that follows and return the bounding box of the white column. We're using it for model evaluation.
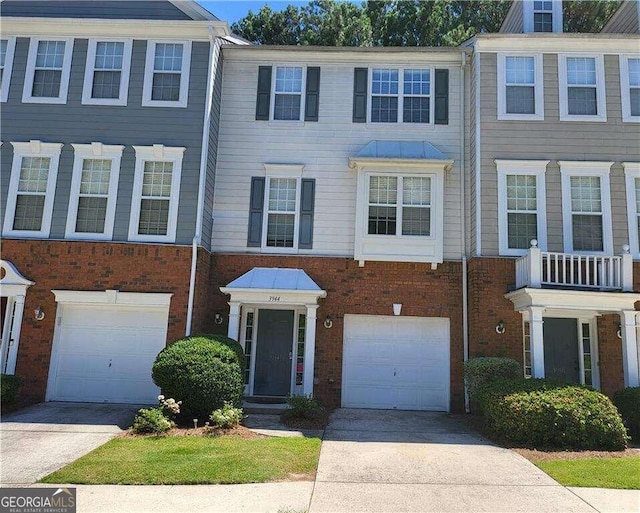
[529,306,545,378]
[621,244,634,292]
[6,295,25,375]
[227,301,241,341]
[620,310,640,387]
[529,239,542,288]
[303,305,318,396]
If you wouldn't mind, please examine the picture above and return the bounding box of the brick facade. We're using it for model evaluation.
[2,239,194,405]
[208,254,466,412]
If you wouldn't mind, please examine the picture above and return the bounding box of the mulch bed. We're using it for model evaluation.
[514,447,640,463]
[280,408,332,430]
[122,424,267,439]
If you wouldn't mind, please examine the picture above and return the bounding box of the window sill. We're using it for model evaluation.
[497,113,544,121]
[128,234,177,244]
[65,232,113,241]
[622,116,640,123]
[365,122,437,129]
[141,100,188,108]
[2,230,50,239]
[21,96,67,105]
[559,114,607,123]
[267,120,305,127]
[81,98,128,107]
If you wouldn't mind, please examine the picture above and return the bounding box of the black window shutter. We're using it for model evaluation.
[353,68,368,123]
[434,69,449,125]
[247,177,265,247]
[298,179,315,249]
[305,67,320,122]
[255,66,272,121]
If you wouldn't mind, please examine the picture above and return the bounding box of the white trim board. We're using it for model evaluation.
[52,289,173,307]
[620,54,640,123]
[624,162,640,258]
[1,37,16,103]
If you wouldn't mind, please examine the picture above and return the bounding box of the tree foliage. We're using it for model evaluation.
[230,0,623,47]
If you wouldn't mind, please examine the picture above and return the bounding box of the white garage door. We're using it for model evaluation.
[342,315,450,411]
[47,303,169,404]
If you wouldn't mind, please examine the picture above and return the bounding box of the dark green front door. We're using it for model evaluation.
[543,318,580,383]
[254,310,294,396]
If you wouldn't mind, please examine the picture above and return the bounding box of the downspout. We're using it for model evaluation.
[186,25,217,336]
[459,51,470,413]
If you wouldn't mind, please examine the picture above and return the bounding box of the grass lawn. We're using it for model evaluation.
[40,435,322,485]
[536,457,640,490]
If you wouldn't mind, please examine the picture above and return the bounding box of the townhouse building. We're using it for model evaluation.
[464,0,640,399]
[1,0,638,413]
[0,0,240,405]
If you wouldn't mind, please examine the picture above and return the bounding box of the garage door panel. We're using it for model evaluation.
[342,315,450,411]
[48,302,169,404]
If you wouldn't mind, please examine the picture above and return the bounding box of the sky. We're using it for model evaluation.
[198,1,309,24]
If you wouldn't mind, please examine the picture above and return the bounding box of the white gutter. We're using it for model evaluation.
[186,25,218,336]
[459,51,470,413]
[474,50,482,256]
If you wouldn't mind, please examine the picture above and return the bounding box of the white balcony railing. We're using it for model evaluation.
[515,240,634,292]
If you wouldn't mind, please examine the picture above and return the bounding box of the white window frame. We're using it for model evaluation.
[128,145,185,243]
[367,66,435,125]
[523,0,563,33]
[142,40,191,108]
[65,143,124,240]
[624,162,640,258]
[3,140,63,238]
[270,64,306,123]
[558,54,607,122]
[1,37,17,103]
[261,164,303,252]
[22,37,74,104]
[620,54,640,123]
[81,39,132,106]
[560,161,613,255]
[497,53,544,121]
[496,160,549,256]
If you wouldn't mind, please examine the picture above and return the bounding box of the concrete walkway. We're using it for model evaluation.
[0,402,139,485]
[308,409,638,513]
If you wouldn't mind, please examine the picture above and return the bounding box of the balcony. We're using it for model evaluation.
[515,240,634,292]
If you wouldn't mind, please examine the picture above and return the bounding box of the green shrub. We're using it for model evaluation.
[132,407,173,434]
[210,402,244,428]
[484,381,628,450]
[464,357,521,413]
[194,334,244,367]
[1,374,23,408]
[613,387,640,442]
[286,394,319,418]
[152,336,244,420]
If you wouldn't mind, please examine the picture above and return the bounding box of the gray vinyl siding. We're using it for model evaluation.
[478,52,640,256]
[0,37,209,245]
[500,1,524,34]
[202,39,225,252]
[602,1,639,34]
[0,1,191,20]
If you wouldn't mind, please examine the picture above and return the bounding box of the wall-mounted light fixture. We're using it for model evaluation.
[617,324,623,339]
[393,303,402,316]
[214,313,223,325]
[495,320,506,334]
[34,306,45,321]
[323,316,333,329]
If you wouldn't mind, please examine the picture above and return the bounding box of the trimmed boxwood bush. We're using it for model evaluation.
[132,407,173,434]
[152,335,244,420]
[483,379,628,450]
[464,357,521,413]
[1,374,23,408]
[613,387,640,442]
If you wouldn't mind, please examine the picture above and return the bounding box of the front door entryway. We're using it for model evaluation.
[543,317,580,383]
[254,309,294,396]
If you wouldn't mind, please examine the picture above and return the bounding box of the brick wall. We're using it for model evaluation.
[209,254,465,412]
[598,314,625,397]
[2,239,193,405]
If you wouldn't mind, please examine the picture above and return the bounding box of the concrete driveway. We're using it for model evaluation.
[0,402,139,485]
[309,409,602,513]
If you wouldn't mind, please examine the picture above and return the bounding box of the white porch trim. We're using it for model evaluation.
[52,289,173,307]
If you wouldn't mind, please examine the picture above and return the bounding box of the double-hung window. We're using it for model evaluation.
[272,66,304,121]
[3,141,62,238]
[66,143,123,240]
[368,175,432,237]
[533,0,553,32]
[370,68,432,123]
[264,177,299,248]
[620,55,640,122]
[22,38,73,104]
[560,162,613,254]
[524,0,561,33]
[496,160,548,256]
[142,41,191,107]
[82,39,132,106]
[0,37,16,102]
[497,54,544,120]
[559,55,606,122]
[624,163,640,257]
[129,145,185,242]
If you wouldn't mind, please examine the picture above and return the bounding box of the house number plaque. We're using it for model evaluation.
[268,296,281,302]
